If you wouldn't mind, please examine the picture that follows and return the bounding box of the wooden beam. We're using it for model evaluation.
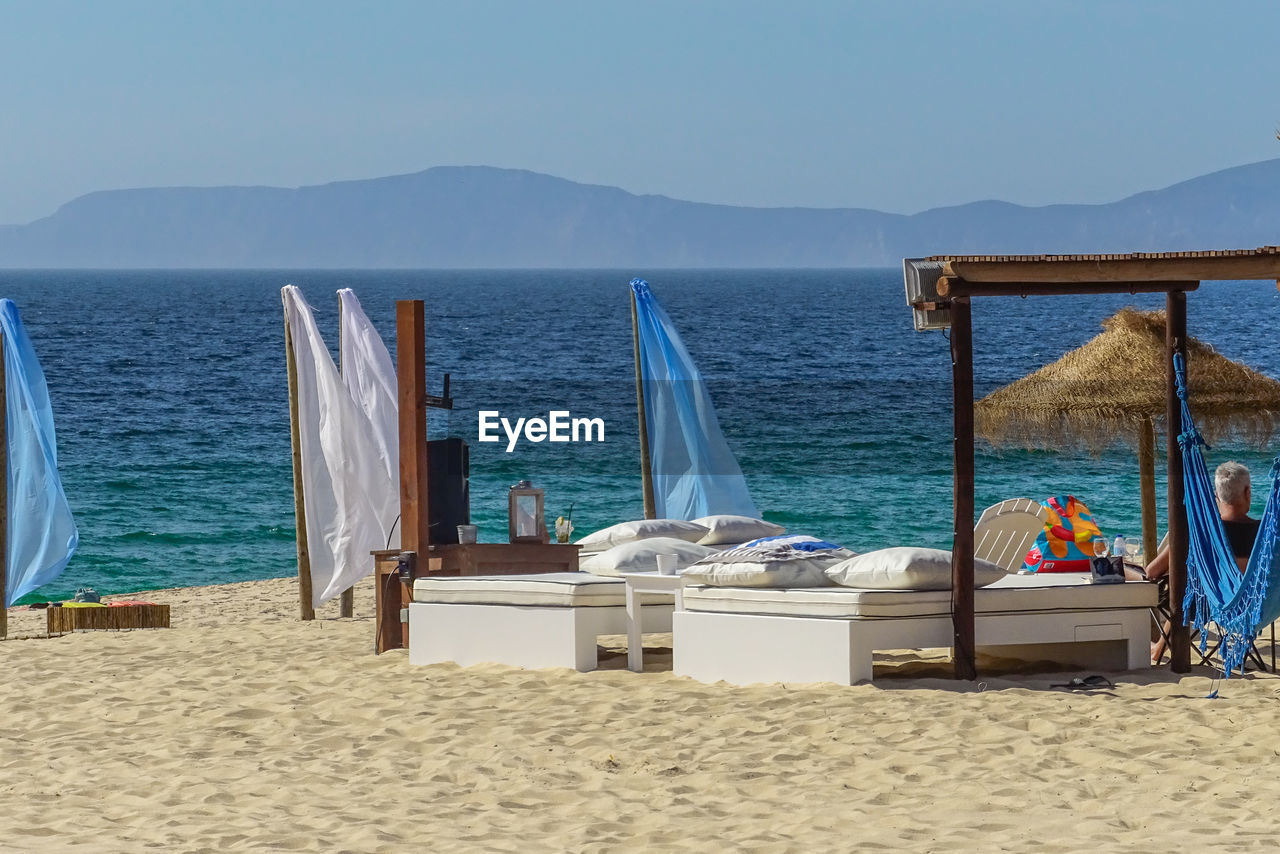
[936,277,1199,298]
[943,254,1280,284]
[1166,290,1191,673]
[950,297,977,681]
[282,306,315,621]
[631,289,656,520]
[395,300,429,650]
[397,300,430,554]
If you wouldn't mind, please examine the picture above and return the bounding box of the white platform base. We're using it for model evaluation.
[409,602,674,672]
[673,608,1150,686]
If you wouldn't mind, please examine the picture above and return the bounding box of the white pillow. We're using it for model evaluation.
[575,519,709,553]
[824,547,1008,590]
[681,535,855,588]
[693,514,786,546]
[580,538,717,577]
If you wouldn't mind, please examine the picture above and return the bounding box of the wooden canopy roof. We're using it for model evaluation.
[929,246,1280,295]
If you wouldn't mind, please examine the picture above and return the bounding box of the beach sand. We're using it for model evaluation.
[3,577,1278,852]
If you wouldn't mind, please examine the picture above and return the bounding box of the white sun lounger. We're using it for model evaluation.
[408,573,675,672]
[674,573,1157,686]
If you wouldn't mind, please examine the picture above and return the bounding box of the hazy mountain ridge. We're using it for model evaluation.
[1,160,1278,267]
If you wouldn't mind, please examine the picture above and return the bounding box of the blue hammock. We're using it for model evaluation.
[1176,352,1280,676]
[630,279,759,520]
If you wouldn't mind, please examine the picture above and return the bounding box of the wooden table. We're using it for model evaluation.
[373,543,582,653]
[424,543,581,576]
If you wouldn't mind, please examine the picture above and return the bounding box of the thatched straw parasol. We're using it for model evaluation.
[977,308,1280,557]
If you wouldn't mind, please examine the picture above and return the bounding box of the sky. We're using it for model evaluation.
[1,0,1278,224]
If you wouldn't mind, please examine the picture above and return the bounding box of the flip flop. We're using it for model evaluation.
[1050,675,1114,690]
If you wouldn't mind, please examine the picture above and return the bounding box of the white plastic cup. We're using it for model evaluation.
[456,524,478,545]
[656,554,679,576]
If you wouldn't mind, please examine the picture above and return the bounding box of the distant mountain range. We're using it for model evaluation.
[2,159,1279,268]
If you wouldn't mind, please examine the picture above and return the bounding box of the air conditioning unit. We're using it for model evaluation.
[902,258,951,331]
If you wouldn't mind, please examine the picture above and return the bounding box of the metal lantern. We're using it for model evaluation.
[508,480,547,543]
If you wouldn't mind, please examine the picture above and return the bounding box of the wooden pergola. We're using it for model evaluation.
[915,247,1280,679]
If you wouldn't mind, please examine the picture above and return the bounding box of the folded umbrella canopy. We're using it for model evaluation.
[1,299,78,606]
[630,278,758,520]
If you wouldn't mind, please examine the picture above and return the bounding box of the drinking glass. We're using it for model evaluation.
[1092,538,1108,557]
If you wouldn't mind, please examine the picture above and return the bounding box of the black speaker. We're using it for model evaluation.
[428,437,470,544]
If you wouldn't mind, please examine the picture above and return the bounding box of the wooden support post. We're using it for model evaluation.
[0,330,7,640]
[283,306,315,621]
[338,579,354,618]
[1166,289,1190,673]
[1138,418,1158,565]
[938,277,1200,299]
[950,297,977,680]
[337,294,354,619]
[631,288,656,519]
[397,300,430,553]
[389,299,429,651]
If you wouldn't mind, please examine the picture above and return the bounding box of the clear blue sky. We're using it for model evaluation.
[2,0,1277,224]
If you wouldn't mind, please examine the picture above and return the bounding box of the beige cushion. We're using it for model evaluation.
[693,515,786,546]
[575,519,709,553]
[682,536,854,588]
[682,573,1157,619]
[412,573,671,607]
[825,547,1007,591]
[580,538,716,577]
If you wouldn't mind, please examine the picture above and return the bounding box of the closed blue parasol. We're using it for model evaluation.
[630,278,758,520]
[1,299,78,605]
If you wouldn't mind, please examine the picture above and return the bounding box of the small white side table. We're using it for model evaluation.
[621,572,685,673]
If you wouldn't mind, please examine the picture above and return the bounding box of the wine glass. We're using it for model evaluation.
[1125,540,1142,563]
[1092,537,1108,558]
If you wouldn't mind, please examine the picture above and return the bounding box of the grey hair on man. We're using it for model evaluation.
[1215,461,1252,509]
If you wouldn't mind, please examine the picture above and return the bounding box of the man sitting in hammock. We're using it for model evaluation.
[1131,460,1259,581]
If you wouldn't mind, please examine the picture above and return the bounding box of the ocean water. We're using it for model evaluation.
[3,269,1279,604]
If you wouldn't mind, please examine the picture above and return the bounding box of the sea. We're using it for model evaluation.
[4,269,1279,604]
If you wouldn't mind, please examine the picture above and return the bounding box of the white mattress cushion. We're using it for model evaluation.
[575,519,709,553]
[581,538,716,577]
[693,514,786,546]
[412,573,672,607]
[825,547,1007,590]
[682,573,1157,619]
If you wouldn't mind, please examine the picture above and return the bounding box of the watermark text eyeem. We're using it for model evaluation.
[478,410,605,452]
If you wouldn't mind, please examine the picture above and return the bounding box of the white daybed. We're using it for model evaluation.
[408,573,674,672]
[674,573,1157,686]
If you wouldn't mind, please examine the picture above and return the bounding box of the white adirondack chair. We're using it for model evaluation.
[974,498,1048,572]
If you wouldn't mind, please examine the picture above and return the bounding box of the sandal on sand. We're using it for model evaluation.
[1050,675,1114,690]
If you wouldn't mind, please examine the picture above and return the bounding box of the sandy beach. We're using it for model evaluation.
[3,576,1279,852]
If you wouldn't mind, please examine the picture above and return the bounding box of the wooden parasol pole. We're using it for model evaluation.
[631,288,656,519]
[283,302,316,621]
[1138,417,1158,564]
[1166,289,1190,672]
[950,296,977,681]
[0,330,7,639]
[337,294,354,619]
